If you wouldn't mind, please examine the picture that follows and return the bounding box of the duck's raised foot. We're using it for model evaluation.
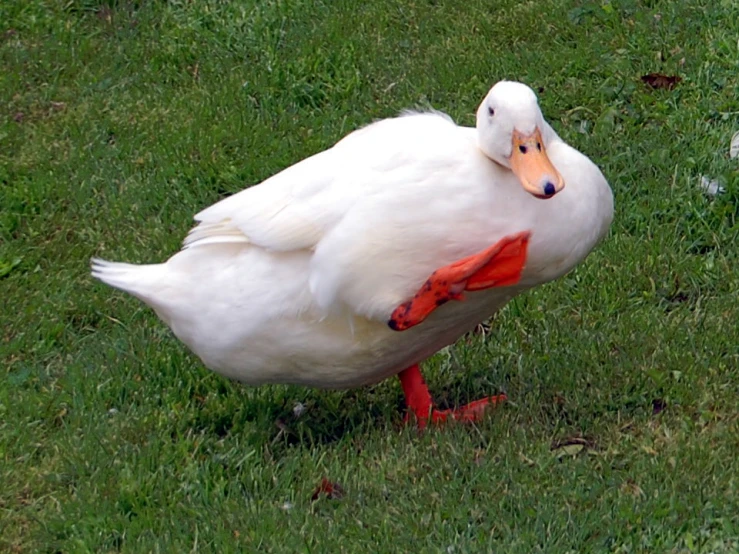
[388,231,530,332]
[398,364,505,429]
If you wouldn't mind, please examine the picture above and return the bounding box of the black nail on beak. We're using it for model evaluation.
[543,182,556,196]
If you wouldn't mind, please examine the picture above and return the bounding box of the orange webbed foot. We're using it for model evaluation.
[388,231,530,332]
[424,395,507,426]
[398,364,506,429]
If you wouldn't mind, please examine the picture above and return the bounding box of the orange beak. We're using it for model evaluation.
[509,128,565,199]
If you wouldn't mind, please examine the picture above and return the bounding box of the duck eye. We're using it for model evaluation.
[488,107,495,116]
[519,145,528,154]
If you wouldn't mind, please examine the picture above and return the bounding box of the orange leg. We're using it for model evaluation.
[390,231,530,426]
[398,364,506,428]
[388,231,530,332]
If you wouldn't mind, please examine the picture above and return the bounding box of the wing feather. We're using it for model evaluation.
[184,149,346,251]
[183,112,461,254]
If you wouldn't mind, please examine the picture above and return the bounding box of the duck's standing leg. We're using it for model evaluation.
[388,231,530,427]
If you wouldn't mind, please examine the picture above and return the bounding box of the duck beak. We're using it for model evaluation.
[509,128,565,199]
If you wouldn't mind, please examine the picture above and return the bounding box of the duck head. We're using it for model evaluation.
[476,81,565,199]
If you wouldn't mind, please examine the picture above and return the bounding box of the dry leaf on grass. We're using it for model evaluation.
[311,478,345,501]
[551,436,593,458]
[652,398,666,415]
[641,73,682,90]
[553,443,585,458]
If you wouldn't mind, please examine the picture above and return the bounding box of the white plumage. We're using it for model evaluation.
[92,81,613,390]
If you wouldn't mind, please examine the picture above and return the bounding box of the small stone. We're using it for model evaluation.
[699,175,725,196]
[293,402,307,417]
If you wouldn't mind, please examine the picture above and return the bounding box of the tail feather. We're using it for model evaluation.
[183,219,249,249]
[91,258,168,304]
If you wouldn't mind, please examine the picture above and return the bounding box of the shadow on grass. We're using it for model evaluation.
[172,379,406,451]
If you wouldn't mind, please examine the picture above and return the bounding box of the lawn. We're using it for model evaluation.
[1,0,738,552]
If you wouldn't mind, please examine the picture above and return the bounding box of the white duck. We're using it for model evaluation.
[92,81,613,427]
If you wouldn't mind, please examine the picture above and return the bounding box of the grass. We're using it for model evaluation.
[1,0,738,551]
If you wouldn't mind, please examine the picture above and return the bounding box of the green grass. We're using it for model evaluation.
[1,0,738,552]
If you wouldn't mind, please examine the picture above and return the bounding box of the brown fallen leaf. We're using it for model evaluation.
[551,435,594,459]
[641,73,682,90]
[311,477,344,501]
[652,398,666,415]
[553,443,585,459]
